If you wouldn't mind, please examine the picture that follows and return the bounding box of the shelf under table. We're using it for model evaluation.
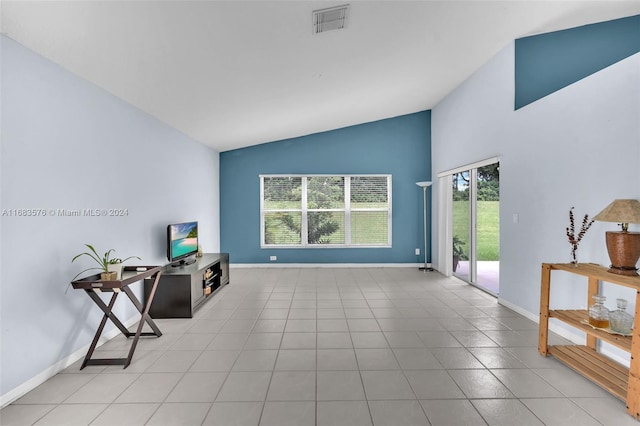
[550,309,632,352]
[548,345,628,401]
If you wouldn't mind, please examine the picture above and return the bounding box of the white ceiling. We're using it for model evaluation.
[2,1,640,152]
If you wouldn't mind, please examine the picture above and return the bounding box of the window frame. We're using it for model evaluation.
[260,174,392,248]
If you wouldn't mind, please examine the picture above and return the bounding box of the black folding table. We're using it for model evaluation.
[71,266,163,369]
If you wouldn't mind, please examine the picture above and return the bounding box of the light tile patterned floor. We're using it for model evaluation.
[1,268,636,425]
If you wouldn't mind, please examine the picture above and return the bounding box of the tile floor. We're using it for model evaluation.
[1,267,636,425]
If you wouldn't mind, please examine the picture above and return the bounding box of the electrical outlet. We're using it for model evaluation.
[415,248,420,256]
[270,255,277,261]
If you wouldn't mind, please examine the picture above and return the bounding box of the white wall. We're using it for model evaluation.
[432,43,640,323]
[0,35,220,401]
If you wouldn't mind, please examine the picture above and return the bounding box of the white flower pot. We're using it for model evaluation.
[107,263,123,280]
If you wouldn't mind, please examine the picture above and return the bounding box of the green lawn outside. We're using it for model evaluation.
[264,210,388,245]
[264,199,499,255]
[452,200,499,261]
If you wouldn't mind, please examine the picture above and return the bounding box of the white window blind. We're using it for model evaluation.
[262,177,302,245]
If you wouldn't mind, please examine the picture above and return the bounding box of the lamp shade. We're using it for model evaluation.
[593,199,640,224]
[594,199,640,276]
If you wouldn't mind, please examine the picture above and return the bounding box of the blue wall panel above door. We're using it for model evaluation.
[515,14,640,109]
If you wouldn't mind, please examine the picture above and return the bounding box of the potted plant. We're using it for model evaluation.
[72,244,141,281]
[452,236,466,272]
[107,258,126,280]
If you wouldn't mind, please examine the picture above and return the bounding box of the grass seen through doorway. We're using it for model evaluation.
[452,200,499,261]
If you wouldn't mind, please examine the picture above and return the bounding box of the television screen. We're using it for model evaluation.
[167,221,198,264]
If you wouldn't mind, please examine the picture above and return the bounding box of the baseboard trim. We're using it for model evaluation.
[0,316,139,408]
[230,263,422,269]
[497,298,538,322]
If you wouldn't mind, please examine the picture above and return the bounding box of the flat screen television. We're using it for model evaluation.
[167,221,198,267]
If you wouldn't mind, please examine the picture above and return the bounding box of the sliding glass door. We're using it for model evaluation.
[450,162,499,295]
[476,163,499,294]
[452,171,470,282]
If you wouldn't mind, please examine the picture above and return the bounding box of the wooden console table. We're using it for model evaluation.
[71,266,163,369]
[539,263,640,419]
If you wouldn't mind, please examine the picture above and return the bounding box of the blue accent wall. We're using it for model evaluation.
[515,14,640,109]
[220,111,431,263]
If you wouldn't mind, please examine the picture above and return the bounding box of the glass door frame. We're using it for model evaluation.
[437,157,499,294]
[468,168,478,284]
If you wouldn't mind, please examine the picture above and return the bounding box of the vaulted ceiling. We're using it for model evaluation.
[3,1,639,151]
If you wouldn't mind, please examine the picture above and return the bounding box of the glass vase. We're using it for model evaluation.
[610,298,633,334]
[570,247,578,266]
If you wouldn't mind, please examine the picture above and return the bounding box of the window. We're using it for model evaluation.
[261,175,391,248]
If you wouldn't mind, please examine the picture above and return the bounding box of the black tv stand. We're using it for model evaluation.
[144,253,229,318]
[170,257,196,267]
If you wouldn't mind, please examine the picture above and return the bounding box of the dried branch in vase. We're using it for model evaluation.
[566,207,595,265]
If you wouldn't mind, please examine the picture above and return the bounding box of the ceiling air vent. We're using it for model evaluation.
[313,4,350,34]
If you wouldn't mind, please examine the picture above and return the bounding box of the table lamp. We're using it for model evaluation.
[593,199,640,276]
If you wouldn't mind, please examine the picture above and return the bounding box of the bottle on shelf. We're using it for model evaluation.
[588,295,610,329]
[610,298,634,334]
